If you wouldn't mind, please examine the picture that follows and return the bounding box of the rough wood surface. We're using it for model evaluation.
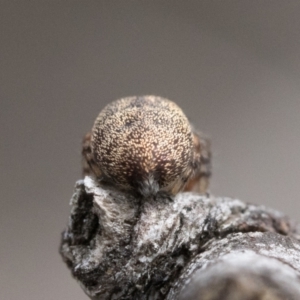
[60,176,300,299]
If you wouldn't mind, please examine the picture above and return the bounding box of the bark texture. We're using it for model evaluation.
[60,176,300,299]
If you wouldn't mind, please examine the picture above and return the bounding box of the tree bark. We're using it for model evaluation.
[60,176,300,299]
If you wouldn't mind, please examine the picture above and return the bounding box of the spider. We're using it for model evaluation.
[82,96,211,198]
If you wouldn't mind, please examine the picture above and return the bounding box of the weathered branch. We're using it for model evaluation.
[60,177,300,299]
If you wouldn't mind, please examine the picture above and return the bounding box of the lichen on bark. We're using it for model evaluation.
[60,176,300,299]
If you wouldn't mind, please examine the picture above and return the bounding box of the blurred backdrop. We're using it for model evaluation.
[1,1,300,299]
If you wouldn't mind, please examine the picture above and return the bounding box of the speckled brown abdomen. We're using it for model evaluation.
[82,96,211,197]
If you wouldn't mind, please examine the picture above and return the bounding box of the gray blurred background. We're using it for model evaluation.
[1,1,300,299]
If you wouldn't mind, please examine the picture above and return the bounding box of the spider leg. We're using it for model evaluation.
[82,132,102,178]
[184,128,211,194]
